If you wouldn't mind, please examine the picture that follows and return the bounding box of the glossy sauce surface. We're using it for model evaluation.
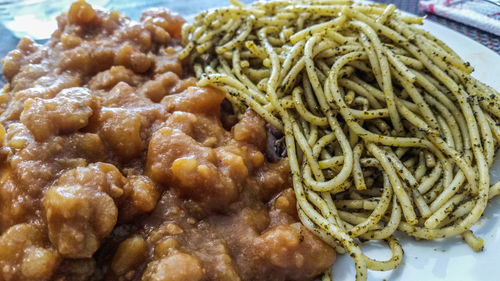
[0,1,335,280]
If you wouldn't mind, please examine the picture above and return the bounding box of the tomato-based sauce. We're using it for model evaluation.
[0,1,335,280]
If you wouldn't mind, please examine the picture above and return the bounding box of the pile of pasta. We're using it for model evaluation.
[180,0,500,280]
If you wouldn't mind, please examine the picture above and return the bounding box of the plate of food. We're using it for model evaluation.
[0,0,498,281]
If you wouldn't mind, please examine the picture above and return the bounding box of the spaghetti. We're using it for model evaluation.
[180,0,500,280]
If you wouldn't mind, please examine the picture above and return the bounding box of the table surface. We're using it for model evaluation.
[0,0,499,83]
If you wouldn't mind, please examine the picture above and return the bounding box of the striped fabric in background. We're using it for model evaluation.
[374,0,500,54]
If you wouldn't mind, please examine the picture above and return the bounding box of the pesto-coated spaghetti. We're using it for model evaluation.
[180,0,500,280]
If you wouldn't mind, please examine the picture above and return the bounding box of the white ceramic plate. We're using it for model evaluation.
[331,19,500,281]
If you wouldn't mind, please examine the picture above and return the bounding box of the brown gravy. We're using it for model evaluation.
[0,1,335,280]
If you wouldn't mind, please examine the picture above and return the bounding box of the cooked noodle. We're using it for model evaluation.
[180,0,500,280]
